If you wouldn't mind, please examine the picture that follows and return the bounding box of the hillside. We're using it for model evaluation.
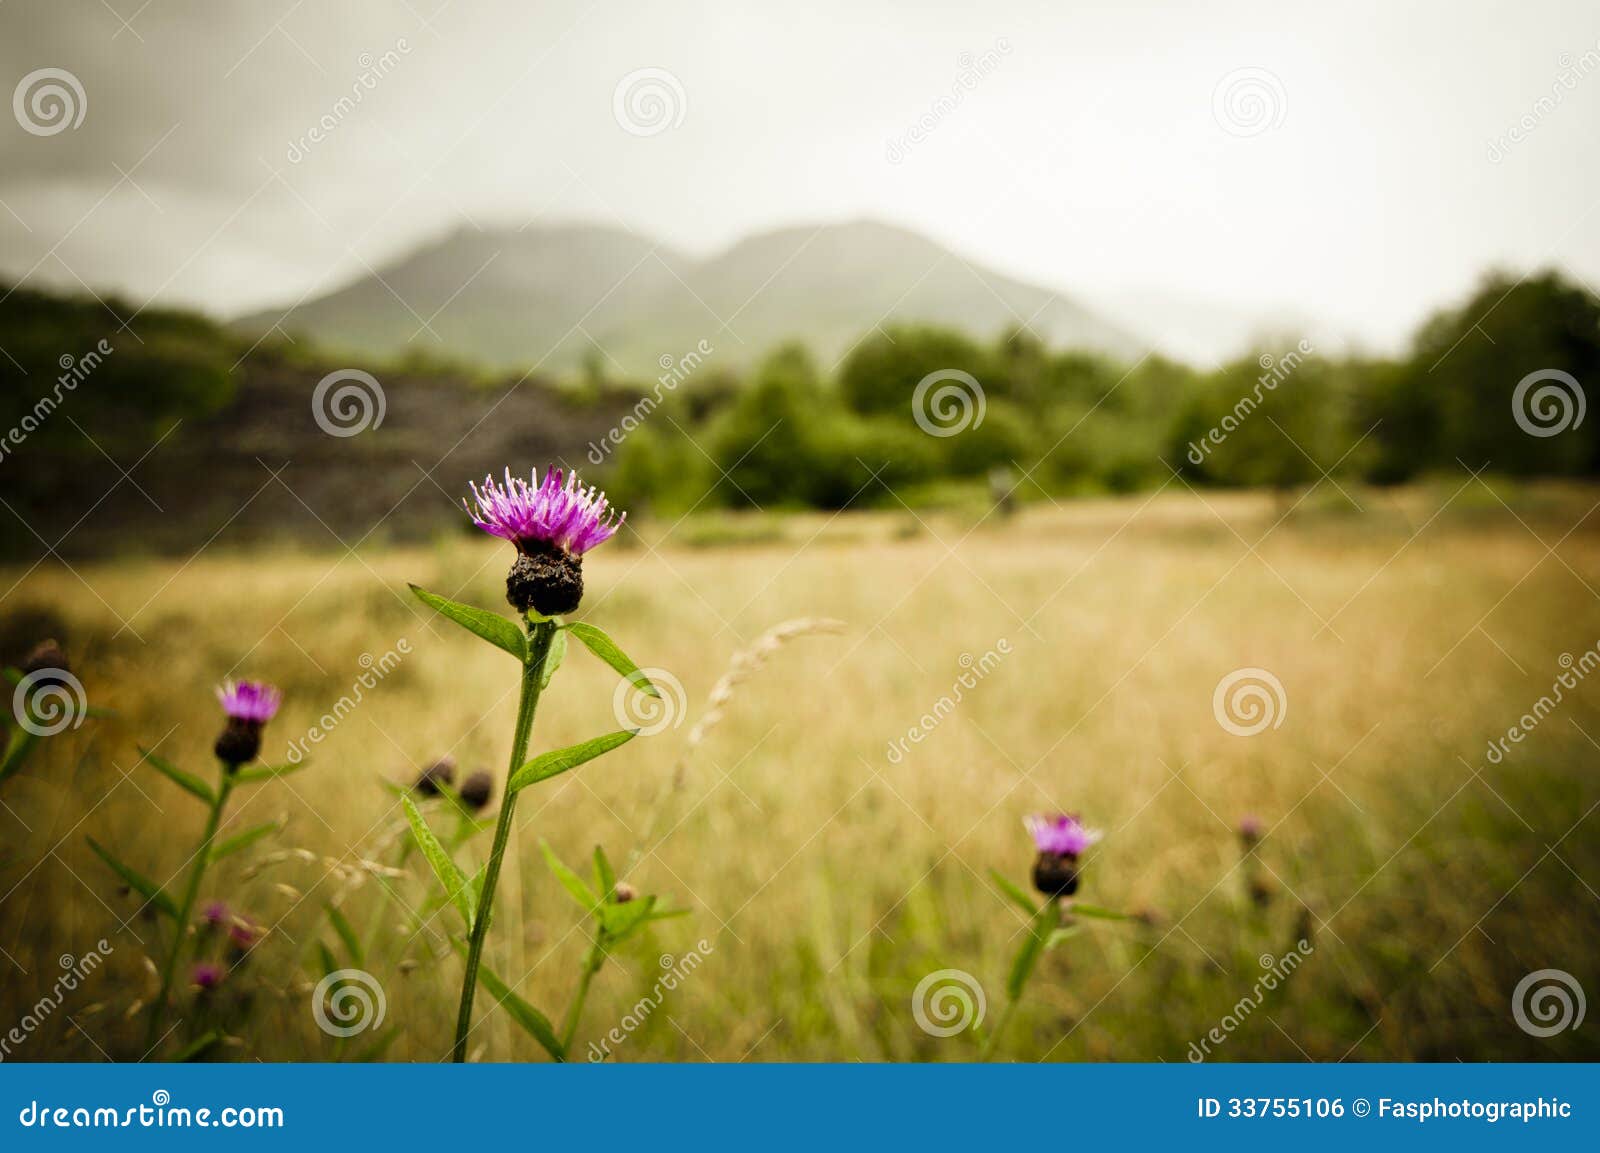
[235,220,1145,376]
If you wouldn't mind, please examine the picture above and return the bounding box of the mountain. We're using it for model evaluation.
[234,220,1145,377]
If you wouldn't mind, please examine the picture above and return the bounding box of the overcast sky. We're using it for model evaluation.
[2,0,1598,352]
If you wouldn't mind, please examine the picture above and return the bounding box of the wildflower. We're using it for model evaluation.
[412,756,457,796]
[201,900,229,929]
[1025,813,1101,898]
[1238,815,1264,848]
[457,769,493,811]
[612,882,638,904]
[213,680,281,769]
[191,961,224,992]
[227,917,262,960]
[462,467,625,615]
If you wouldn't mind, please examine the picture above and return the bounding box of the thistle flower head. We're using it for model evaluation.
[1025,813,1101,858]
[412,756,457,796]
[191,961,224,991]
[201,900,229,927]
[1238,814,1264,845]
[216,680,281,724]
[457,769,493,812]
[463,467,624,557]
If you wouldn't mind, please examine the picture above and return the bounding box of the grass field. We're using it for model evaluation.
[3,479,1599,1062]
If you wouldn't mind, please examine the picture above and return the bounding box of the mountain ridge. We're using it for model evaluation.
[234,219,1147,377]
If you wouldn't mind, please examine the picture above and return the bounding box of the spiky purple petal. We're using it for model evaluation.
[216,680,281,723]
[1025,813,1101,857]
[463,467,624,555]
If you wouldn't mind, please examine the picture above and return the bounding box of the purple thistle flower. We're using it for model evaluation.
[201,900,229,927]
[1238,815,1264,845]
[464,467,624,557]
[191,961,224,991]
[1025,813,1102,858]
[216,680,281,724]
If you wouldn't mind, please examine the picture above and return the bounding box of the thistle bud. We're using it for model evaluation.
[21,639,70,685]
[613,882,638,904]
[458,769,493,811]
[506,543,584,616]
[413,756,457,796]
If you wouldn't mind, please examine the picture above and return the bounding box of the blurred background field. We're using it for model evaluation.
[4,483,1598,1061]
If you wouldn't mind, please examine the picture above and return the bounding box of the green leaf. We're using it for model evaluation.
[410,584,526,661]
[174,1030,222,1062]
[1046,925,1082,950]
[86,837,176,919]
[0,730,38,785]
[593,845,616,895]
[316,941,339,980]
[539,627,567,690]
[138,747,216,804]
[540,840,598,912]
[468,955,564,1061]
[209,821,280,862]
[326,903,363,965]
[402,795,475,927]
[647,907,692,922]
[601,895,657,941]
[233,761,307,785]
[1070,903,1131,921]
[988,869,1038,918]
[507,729,637,794]
[1007,901,1060,1000]
[565,622,658,696]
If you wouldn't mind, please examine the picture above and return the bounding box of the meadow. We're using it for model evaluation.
[3,479,1598,1062]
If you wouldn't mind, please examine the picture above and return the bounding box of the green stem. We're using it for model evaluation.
[559,934,605,1054]
[451,618,556,1063]
[979,997,1019,1063]
[145,770,233,1051]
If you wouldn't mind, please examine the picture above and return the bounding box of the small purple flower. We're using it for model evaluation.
[216,680,281,724]
[1238,815,1264,845]
[1025,813,1101,858]
[191,962,224,991]
[464,467,624,556]
[201,900,229,927]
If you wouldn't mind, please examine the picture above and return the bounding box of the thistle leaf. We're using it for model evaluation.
[402,795,475,927]
[0,730,38,784]
[1070,903,1131,921]
[540,840,599,912]
[85,837,176,919]
[987,869,1038,918]
[564,623,658,696]
[539,627,567,690]
[593,844,616,894]
[601,894,657,941]
[138,747,216,804]
[467,954,565,1061]
[174,1031,222,1062]
[409,583,526,661]
[209,821,281,862]
[232,762,307,785]
[507,729,637,794]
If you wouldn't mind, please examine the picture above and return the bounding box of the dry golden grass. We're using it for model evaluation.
[3,481,1599,1061]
